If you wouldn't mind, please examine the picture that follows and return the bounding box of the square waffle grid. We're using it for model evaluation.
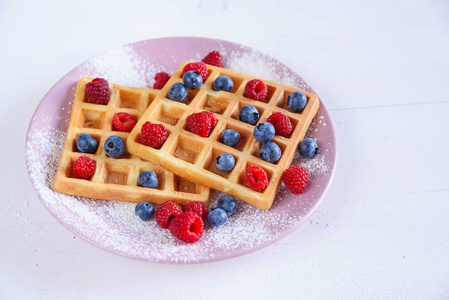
[127,63,320,210]
[53,77,210,206]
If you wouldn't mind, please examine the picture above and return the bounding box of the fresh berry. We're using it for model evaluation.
[220,129,240,147]
[267,112,292,137]
[138,171,158,188]
[155,201,183,229]
[182,62,208,81]
[216,153,235,173]
[217,194,238,215]
[182,71,203,90]
[184,202,209,221]
[135,201,155,221]
[239,105,260,125]
[244,79,268,101]
[140,122,168,149]
[213,76,233,92]
[72,155,96,179]
[282,166,309,194]
[207,208,228,227]
[185,111,217,137]
[260,142,282,164]
[112,112,137,132]
[169,212,204,243]
[153,72,170,89]
[85,78,110,105]
[104,135,125,158]
[253,122,275,143]
[202,51,224,68]
[76,133,98,154]
[245,165,268,192]
[287,91,307,112]
[298,138,318,158]
[168,83,187,101]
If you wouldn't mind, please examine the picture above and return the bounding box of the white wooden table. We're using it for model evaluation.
[1,0,448,299]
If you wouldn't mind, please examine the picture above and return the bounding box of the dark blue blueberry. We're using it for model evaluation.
[183,71,203,90]
[239,105,259,125]
[76,133,98,153]
[260,142,282,164]
[168,83,187,101]
[216,153,235,173]
[298,138,318,158]
[207,208,228,227]
[253,122,275,143]
[287,91,308,112]
[138,171,158,188]
[217,194,238,215]
[104,135,125,158]
[213,76,234,92]
[135,201,155,221]
[220,129,240,147]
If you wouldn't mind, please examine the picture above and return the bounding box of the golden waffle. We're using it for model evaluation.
[127,62,320,210]
[53,77,210,206]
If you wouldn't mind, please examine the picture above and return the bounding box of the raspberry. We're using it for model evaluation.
[169,212,204,243]
[153,72,170,89]
[245,165,268,192]
[244,79,268,101]
[202,51,224,68]
[184,202,209,221]
[85,78,110,105]
[155,201,183,229]
[267,112,293,137]
[112,112,137,132]
[140,121,168,149]
[282,166,309,194]
[182,62,208,81]
[185,111,217,137]
[72,156,96,179]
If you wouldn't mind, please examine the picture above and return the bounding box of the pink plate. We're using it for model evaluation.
[25,37,337,263]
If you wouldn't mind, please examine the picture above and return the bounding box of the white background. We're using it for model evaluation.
[1,0,449,299]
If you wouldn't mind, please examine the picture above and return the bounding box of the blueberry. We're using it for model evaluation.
[76,133,98,153]
[239,105,259,125]
[287,91,308,112]
[183,71,203,90]
[260,142,282,164]
[253,122,275,143]
[168,83,187,101]
[138,171,158,188]
[220,129,240,147]
[207,208,228,227]
[298,138,318,158]
[216,153,235,173]
[104,135,125,158]
[217,194,238,215]
[135,201,155,221]
[213,76,234,92]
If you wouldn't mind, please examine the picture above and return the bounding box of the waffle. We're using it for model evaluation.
[53,77,210,206]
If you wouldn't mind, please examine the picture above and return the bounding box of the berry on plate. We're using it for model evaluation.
[112,112,137,132]
[138,171,158,188]
[140,121,168,149]
[253,122,275,143]
[260,142,282,164]
[244,79,267,101]
[104,135,125,158]
[169,212,204,243]
[213,75,233,92]
[239,105,260,125]
[155,201,183,229]
[168,83,188,102]
[185,111,217,137]
[245,165,268,192]
[183,71,203,90]
[76,133,98,154]
[182,62,208,81]
[267,112,292,137]
[298,138,318,159]
[72,155,96,179]
[219,129,240,147]
[207,208,228,227]
[153,72,170,90]
[202,51,224,68]
[287,91,307,112]
[282,166,309,194]
[85,78,110,105]
[135,201,155,221]
[216,153,235,173]
[217,194,238,215]
[184,202,209,221]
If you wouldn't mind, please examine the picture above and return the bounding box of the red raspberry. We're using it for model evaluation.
[282,166,309,194]
[112,112,137,132]
[169,212,204,243]
[140,121,168,149]
[202,51,224,68]
[72,156,96,179]
[185,111,217,137]
[155,201,183,229]
[245,165,268,192]
[245,79,268,101]
[153,72,170,89]
[267,112,293,137]
[184,202,209,221]
[182,62,208,81]
[85,78,110,105]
